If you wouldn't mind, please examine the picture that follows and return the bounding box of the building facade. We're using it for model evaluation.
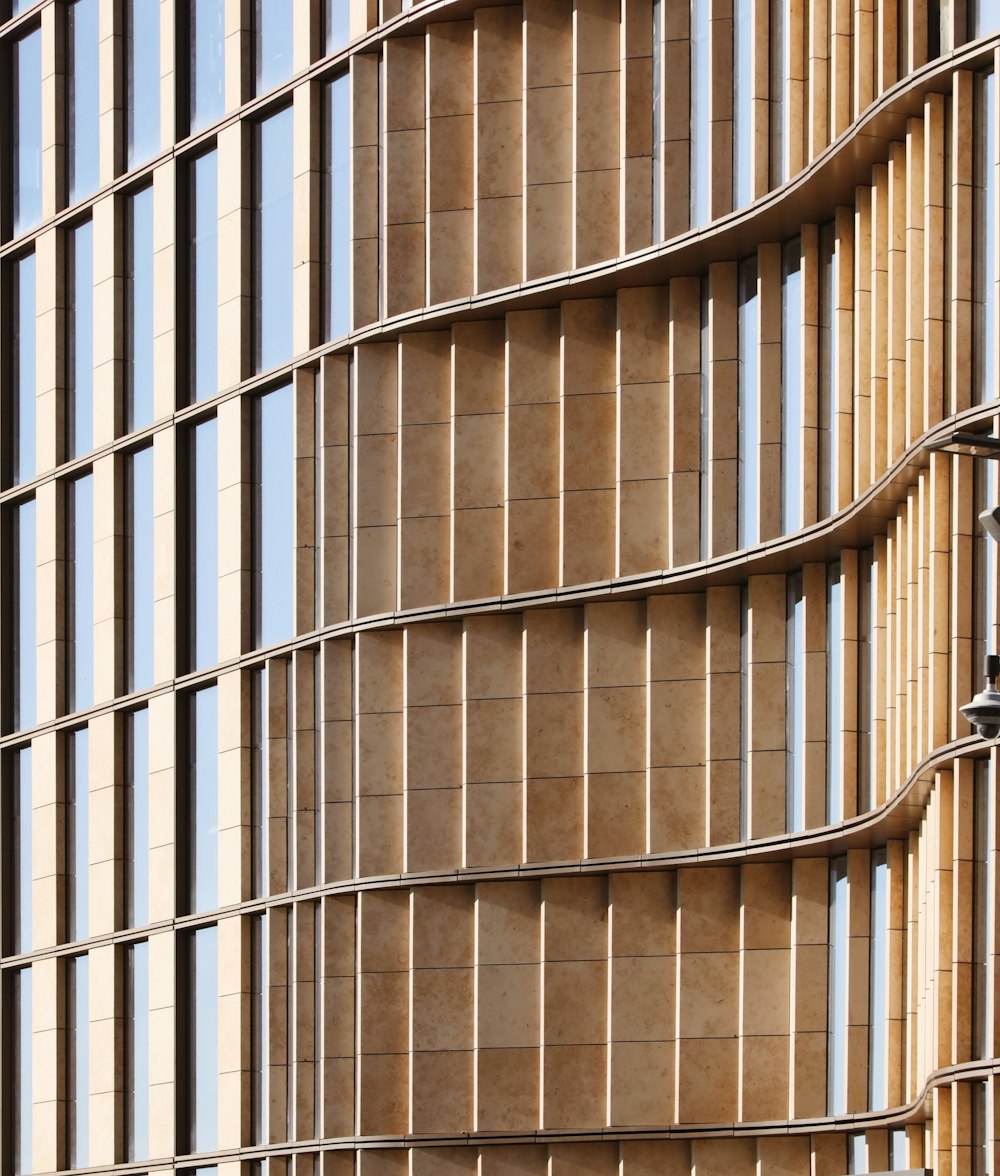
[3,0,1000,1174]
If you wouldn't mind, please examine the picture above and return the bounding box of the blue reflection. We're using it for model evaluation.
[13,28,42,234]
[129,939,149,1158]
[192,926,218,1151]
[15,499,36,731]
[325,0,350,52]
[191,151,218,402]
[13,748,31,953]
[127,708,149,927]
[14,968,31,1176]
[127,0,161,166]
[70,474,94,711]
[325,77,350,340]
[818,225,836,516]
[128,187,155,430]
[69,728,89,939]
[129,447,154,690]
[13,253,36,485]
[689,0,710,226]
[255,107,294,372]
[192,418,218,669]
[256,384,294,647]
[190,686,218,913]
[781,239,802,532]
[69,221,94,459]
[68,0,100,203]
[974,0,1000,35]
[738,257,759,547]
[733,0,752,207]
[70,954,89,1166]
[255,0,293,94]
[190,0,225,132]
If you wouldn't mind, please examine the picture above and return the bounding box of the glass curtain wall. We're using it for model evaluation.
[323,77,350,340]
[10,747,32,954]
[190,0,226,133]
[827,856,848,1114]
[189,150,219,403]
[975,70,997,404]
[689,0,710,227]
[324,0,350,52]
[126,447,154,691]
[126,0,161,167]
[255,0,293,95]
[817,222,837,517]
[13,967,31,1175]
[733,0,752,207]
[12,251,36,486]
[126,939,150,1158]
[857,548,875,811]
[251,668,269,897]
[67,220,94,459]
[67,0,100,204]
[974,759,994,1058]
[786,572,806,831]
[254,107,294,373]
[13,498,36,732]
[826,562,844,822]
[188,925,219,1152]
[738,256,760,547]
[187,686,218,914]
[781,238,802,532]
[651,0,662,239]
[769,0,788,187]
[125,708,150,928]
[67,954,89,1167]
[973,0,1000,36]
[67,727,89,941]
[12,26,42,235]
[68,474,94,712]
[188,417,218,670]
[869,848,888,1110]
[253,384,295,648]
[126,187,155,431]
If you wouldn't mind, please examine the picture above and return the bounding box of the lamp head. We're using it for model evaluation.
[980,505,1000,543]
[961,654,1000,741]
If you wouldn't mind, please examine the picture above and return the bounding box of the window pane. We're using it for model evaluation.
[126,708,149,927]
[10,747,32,953]
[254,383,295,647]
[67,727,89,941]
[190,150,219,402]
[12,252,36,485]
[817,222,836,516]
[857,549,875,811]
[67,221,94,459]
[190,925,218,1152]
[324,0,350,53]
[69,473,94,711]
[651,0,662,239]
[781,238,802,532]
[68,954,89,1167]
[254,107,294,372]
[323,76,350,340]
[732,0,752,207]
[251,668,268,898]
[785,572,805,832]
[12,28,42,235]
[187,686,218,913]
[826,563,843,823]
[189,417,218,670]
[126,0,161,166]
[689,0,710,226]
[827,856,848,1114]
[973,0,1000,37]
[127,446,154,691]
[255,0,292,94]
[769,0,787,187]
[250,914,268,1141]
[738,256,759,548]
[13,967,31,1176]
[67,0,100,204]
[127,940,149,1159]
[127,187,155,431]
[974,760,994,1058]
[13,498,36,731]
[869,848,887,1109]
[190,0,225,132]
[975,70,997,404]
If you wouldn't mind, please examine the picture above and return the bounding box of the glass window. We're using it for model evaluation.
[187,924,218,1152]
[189,0,225,133]
[126,186,155,432]
[846,1131,866,1174]
[186,686,218,914]
[975,70,997,404]
[126,446,154,691]
[126,939,149,1159]
[250,914,268,1141]
[187,416,218,670]
[888,1127,907,1169]
[781,237,802,533]
[68,473,94,712]
[651,0,662,239]
[324,0,350,53]
[973,1079,990,1176]
[323,77,350,341]
[125,708,149,927]
[738,255,759,548]
[66,727,88,941]
[12,251,36,486]
[826,562,843,823]
[189,150,218,403]
[253,107,294,373]
[869,848,887,1109]
[817,222,836,517]
[827,855,848,1115]
[12,966,31,1176]
[732,0,752,208]
[255,0,293,95]
[974,759,993,1058]
[973,0,1000,36]
[9,746,32,953]
[857,548,875,811]
[126,0,161,167]
[12,27,42,236]
[253,383,295,648]
[251,668,268,898]
[67,0,100,204]
[785,572,805,832]
[769,0,788,187]
[67,220,94,459]
[12,498,36,731]
[67,954,89,1167]
[689,0,710,227]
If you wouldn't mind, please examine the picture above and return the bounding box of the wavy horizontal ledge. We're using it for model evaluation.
[0,730,981,974]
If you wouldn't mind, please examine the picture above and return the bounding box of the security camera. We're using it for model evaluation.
[961,654,1000,741]
[980,505,1000,543]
